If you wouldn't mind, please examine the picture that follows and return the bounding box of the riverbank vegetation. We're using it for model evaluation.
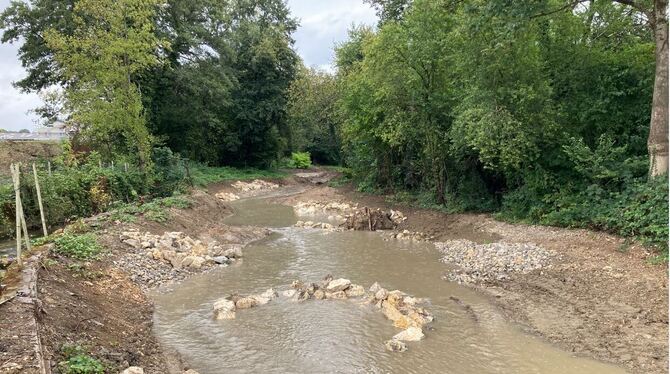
[0,0,666,252]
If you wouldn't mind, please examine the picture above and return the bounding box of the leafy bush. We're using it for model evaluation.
[54,233,102,260]
[291,152,312,169]
[58,345,104,374]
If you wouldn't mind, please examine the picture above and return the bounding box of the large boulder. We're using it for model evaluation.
[326,278,351,292]
[213,299,236,320]
[392,327,424,342]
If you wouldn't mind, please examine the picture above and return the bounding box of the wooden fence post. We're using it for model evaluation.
[47,160,52,176]
[33,163,48,237]
[15,165,31,253]
[10,164,22,266]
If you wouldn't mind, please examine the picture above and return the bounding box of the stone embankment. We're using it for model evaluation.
[116,230,247,288]
[436,240,557,283]
[231,179,279,192]
[211,275,434,352]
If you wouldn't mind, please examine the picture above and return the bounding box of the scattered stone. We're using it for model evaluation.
[392,327,425,342]
[436,240,557,283]
[369,282,382,294]
[384,229,434,242]
[375,288,389,301]
[121,367,144,374]
[385,339,408,352]
[282,289,297,298]
[326,278,351,292]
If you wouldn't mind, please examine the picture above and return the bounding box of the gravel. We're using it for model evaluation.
[436,240,557,284]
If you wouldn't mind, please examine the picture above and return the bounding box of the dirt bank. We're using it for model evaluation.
[0,141,61,178]
[275,182,669,374]
[0,190,269,373]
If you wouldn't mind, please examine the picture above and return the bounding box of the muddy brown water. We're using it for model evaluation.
[151,194,626,374]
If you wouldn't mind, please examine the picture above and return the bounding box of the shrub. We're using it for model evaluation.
[54,233,102,260]
[58,345,104,374]
[291,152,312,169]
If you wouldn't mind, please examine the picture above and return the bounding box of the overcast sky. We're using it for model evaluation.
[0,0,377,131]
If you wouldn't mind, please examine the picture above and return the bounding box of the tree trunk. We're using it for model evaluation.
[648,0,669,177]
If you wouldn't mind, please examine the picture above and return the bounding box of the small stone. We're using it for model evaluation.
[181,256,195,267]
[325,291,347,300]
[121,367,144,374]
[123,239,140,248]
[369,282,382,293]
[313,289,326,300]
[282,289,297,298]
[212,256,229,264]
[191,243,208,256]
[326,278,351,292]
[375,288,389,300]
[222,246,243,258]
[213,299,236,320]
[392,327,424,342]
[385,339,407,353]
[189,256,206,269]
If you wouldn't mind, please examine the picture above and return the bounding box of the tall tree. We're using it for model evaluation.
[43,0,165,169]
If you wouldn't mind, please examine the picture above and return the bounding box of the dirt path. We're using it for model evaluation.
[276,181,669,374]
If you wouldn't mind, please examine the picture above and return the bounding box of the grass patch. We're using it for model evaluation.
[105,195,191,223]
[188,163,286,186]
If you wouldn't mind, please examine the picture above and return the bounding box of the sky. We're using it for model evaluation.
[0,0,377,132]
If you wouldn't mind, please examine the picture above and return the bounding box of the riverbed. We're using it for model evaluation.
[150,195,625,374]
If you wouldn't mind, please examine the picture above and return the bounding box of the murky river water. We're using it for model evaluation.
[151,195,626,374]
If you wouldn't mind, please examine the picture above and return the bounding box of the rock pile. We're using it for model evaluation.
[294,220,341,231]
[218,275,434,352]
[384,229,434,242]
[294,201,356,216]
[212,288,279,319]
[343,207,405,231]
[231,179,279,192]
[215,192,240,202]
[120,230,243,271]
[436,239,556,283]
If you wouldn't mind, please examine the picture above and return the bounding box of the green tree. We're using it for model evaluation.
[43,0,166,170]
[286,66,341,164]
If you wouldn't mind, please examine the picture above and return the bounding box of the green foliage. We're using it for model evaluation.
[290,152,312,169]
[43,0,165,169]
[188,163,286,187]
[58,345,104,374]
[53,233,102,260]
[286,67,341,164]
[106,195,191,224]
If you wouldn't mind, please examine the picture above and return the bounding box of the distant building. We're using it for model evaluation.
[0,122,70,141]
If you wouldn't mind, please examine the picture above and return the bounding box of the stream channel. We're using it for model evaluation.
[150,193,625,374]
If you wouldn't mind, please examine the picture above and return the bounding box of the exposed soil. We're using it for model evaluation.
[0,141,61,178]
[275,179,669,374]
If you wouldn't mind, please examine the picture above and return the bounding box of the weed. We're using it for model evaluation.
[58,344,104,374]
[54,233,102,260]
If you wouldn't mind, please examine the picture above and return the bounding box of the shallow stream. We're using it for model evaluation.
[151,195,625,374]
